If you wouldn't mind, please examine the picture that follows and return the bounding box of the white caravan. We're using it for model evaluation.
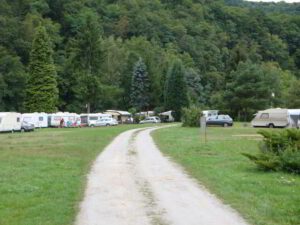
[251,108,300,128]
[159,111,175,122]
[80,113,112,127]
[202,110,219,120]
[0,112,22,132]
[21,113,48,128]
[48,112,81,127]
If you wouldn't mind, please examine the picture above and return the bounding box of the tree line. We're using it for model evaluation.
[0,0,299,120]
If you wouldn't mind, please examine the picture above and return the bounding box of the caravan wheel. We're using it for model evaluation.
[268,124,274,128]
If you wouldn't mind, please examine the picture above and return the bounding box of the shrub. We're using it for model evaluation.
[181,106,202,127]
[243,129,300,174]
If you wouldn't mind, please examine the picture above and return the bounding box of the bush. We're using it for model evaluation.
[243,129,300,174]
[181,106,202,127]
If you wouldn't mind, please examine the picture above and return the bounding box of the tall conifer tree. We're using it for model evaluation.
[130,58,150,111]
[25,25,58,112]
[164,59,189,121]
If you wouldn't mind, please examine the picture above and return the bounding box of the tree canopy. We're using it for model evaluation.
[0,0,299,119]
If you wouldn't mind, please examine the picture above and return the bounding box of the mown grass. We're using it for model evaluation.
[153,124,300,225]
[0,125,153,225]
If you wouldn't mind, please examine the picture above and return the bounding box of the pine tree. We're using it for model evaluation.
[130,58,150,111]
[25,25,58,112]
[164,59,189,121]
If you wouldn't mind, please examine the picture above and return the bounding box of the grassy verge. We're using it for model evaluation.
[152,124,300,225]
[0,124,152,225]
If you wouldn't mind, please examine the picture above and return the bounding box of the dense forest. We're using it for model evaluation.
[0,0,299,120]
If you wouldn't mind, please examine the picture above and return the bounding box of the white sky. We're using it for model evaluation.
[245,0,300,2]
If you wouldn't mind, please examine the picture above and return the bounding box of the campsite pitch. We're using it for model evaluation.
[153,125,300,225]
[0,125,156,225]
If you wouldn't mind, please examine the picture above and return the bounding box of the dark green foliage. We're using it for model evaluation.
[164,59,189,121]
[25,25,58,113]
[181,106,202,127]
[0,46,26,111]
[0,0,299,113]
[243,129,300,173]
[223,61,279,120]
[130,58,150,111]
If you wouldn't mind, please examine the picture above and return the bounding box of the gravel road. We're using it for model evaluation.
[75,127,249,225]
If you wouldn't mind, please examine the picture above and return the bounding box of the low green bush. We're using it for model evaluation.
[243,129,300,174]
[181,106,202,127]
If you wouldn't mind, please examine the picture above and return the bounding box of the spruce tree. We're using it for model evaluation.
[130,58,150,111]
[25,25,58,113]
[164,59,189,121]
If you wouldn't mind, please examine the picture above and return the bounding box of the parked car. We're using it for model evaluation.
[139,117,161,124]
[206,115,233,127]
[21,121,35,132]
[93,118,118,127]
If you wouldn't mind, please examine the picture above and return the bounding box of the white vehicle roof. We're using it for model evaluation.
[105,110,131,116]
[159,111,173,116]
[288,109,300,115]
[49,112,79,116]
[259,108,288,114]
[0,112,21,116]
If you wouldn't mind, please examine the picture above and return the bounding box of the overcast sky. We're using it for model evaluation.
[245,0,300,2]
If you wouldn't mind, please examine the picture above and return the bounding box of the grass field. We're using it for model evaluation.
[153,124,300,225]
[0,125,153,225]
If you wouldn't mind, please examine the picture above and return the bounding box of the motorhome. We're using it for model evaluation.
[21,113,48,128]
[251,108,299,128]
[80,113,112,127]
[48,112,81,127]
[159,111,175,122]
[0,112,22,132]
[202,110,219,120]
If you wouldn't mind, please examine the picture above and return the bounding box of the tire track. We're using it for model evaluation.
[76,126,249,225]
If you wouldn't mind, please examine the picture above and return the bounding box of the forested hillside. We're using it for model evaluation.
[0,0,299,119]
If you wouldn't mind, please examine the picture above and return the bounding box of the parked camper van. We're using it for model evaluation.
[202,110,219,120]
[48,112,81,127]
[0,112,22,132]
[21,113,48,128]
[80,113,112,127]
[159,111,175,122]
[251,108,292,128]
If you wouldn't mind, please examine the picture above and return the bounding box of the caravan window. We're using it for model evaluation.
[89,116,98,121]
[260,113,269,119]
[17,117,20,122]
[39,117,44,121]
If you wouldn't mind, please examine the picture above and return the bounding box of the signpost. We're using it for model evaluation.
[200,116,207,143]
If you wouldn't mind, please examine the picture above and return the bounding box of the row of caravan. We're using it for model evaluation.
[0,112,113,132]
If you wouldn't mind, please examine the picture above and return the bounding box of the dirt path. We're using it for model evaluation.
[76,127,249,225]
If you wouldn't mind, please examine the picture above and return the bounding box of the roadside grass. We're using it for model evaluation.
[152,124,300,225]
[0,124,154,225]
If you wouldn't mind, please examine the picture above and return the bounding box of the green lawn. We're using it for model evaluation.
[153,124,300,225]
[0,125,151,225]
